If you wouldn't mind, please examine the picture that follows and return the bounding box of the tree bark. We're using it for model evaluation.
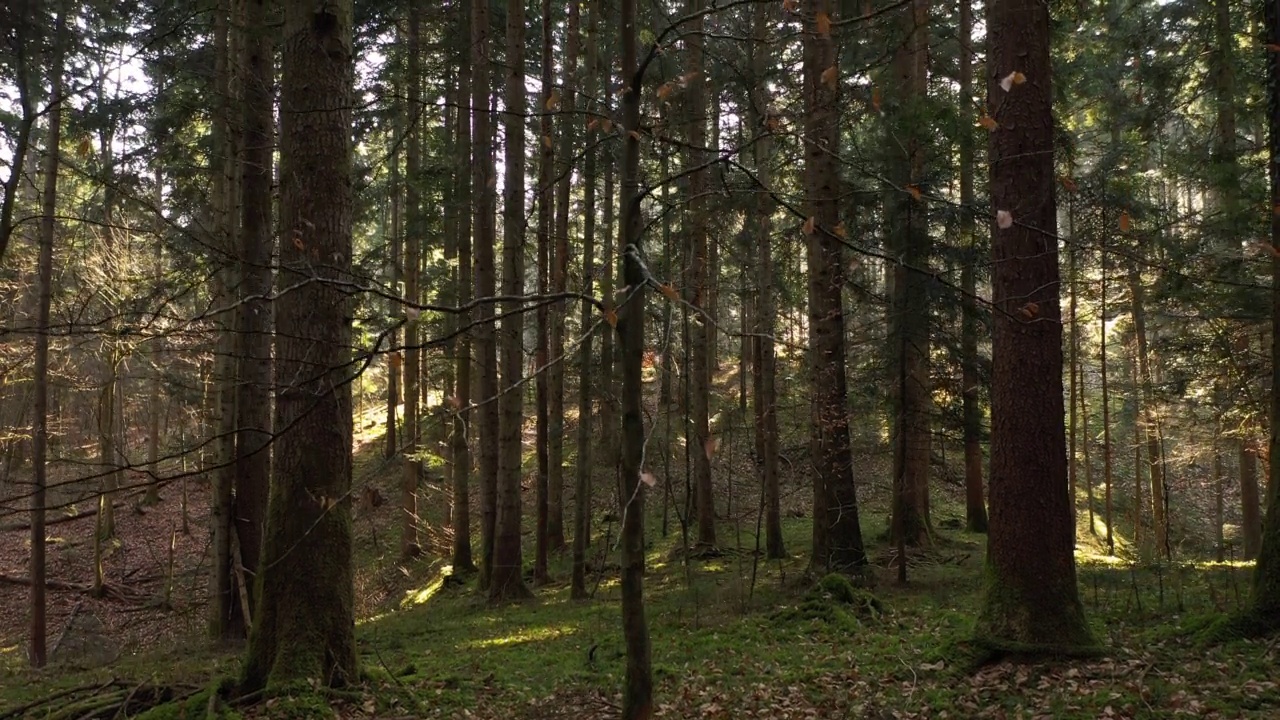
[618,1,653,714]
[959,0,987,535]
[234,0,274,630]
[534,0,554,586]
[450,0,476,574]
[490,0,533,602]
[888,0,933,549]
[975,0,1095,654]
[241,0,358,690]
[805,0,867,573]
[29,1,66,667]
[473,0,499,592]
[750,0,784,560]
[400,0,423,561]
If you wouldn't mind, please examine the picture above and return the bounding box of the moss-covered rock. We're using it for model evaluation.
[771,573,885,632]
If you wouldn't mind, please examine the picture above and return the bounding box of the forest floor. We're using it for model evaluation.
[0,406,1277,719]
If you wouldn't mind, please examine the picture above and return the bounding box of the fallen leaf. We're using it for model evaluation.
[659,283,681,303]
[604,307,618,328]
[978,114,998,131]
[816,11,832,37]
[906,184,922,201]
[821,64,839,88]
[999,70,1026,92]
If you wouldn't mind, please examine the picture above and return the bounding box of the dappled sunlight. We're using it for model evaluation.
[462,624,574,650]
[401,564,454,607]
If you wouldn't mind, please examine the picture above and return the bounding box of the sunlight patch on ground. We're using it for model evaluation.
[1192,559,1255,570]
[401,564,454,608]
[463,624,573,649]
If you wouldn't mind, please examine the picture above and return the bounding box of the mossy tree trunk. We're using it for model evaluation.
[240,0,357,691]
[975,0,1095,655]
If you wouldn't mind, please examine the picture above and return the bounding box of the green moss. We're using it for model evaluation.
[973,561,1103,659]
[770,573,886,632]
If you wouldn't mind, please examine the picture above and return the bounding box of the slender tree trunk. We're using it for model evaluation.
[1127,261,1167,557]
[1100,240,1114,555]
[549,1,580,555]
[533,0,554,586]
[572,0,602,599]
[750,0,784,560]
[1242,438,1263,560]
[473,0,499,591]
[805,0,867,573]
[450,0,476,573]
[490,0,533,602]
[684,0,716,550]
[400,1,422,561]
[959,0,986,534]
[234,0,274,630]
[29,2,66,667]
[241,0,357,689]
[618,0,653,713]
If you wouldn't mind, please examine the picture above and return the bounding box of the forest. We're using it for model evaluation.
[1,0,1280,717]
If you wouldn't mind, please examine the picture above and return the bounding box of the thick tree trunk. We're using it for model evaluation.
[241,0,357,690]
[975,0,1094,654]
[805,0,867,573]
[490,0,532,602]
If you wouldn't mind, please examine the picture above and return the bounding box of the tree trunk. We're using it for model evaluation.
[618,1,653,714]
[29,1,66,667]
[1127,261,1167,558]
[234,0,274,630]
[959,0,986,534]
[400,1,423,561]
[805,0,867,573]
[1100,241,1114,555]
[450,0,476,574]
[548,1,580,555]
[490,0,533,602]
[1242,439,1262,560]
[473,0,499,591]
[975,0,1095,654]
[750,0,784,560]
[572,0,602,600]
[1249,0,1280,626]
[684,0,715,550]
[240,0,358,690]
[533,0,554,586]
[888,0,933,549]
[209,0,243,641]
